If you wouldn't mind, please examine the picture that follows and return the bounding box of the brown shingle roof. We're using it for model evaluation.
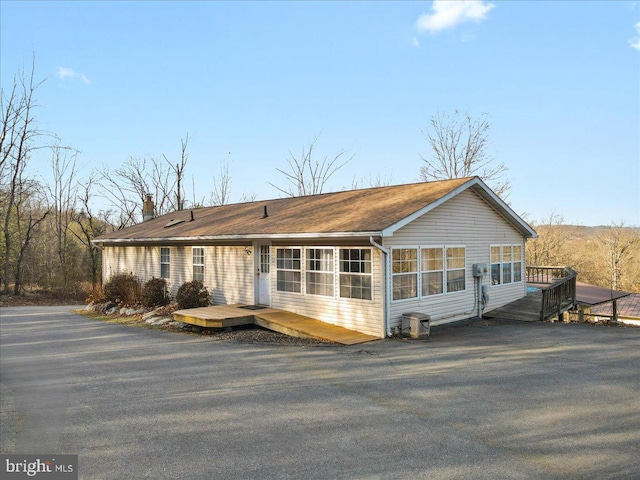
[95,177,533,243]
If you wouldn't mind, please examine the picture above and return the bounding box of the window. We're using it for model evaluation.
[339,248,372,300]
[421,247,443,296]
[160,247,170,279]
[490,244,523,285]
[446,247,466,293]
[306,248,334,296]
[513,245,522,282]
[392,248,418,300]
[276,248,301,293]
[259,244,270,274]
[490,246,501,285]
[502,245,513,284]
[192,247,205,282]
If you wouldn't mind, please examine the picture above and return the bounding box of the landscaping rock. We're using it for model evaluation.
[142,310,160,321]
[145,316,161,324]
[150,317,172,326]
[106,306,118,315]
[168,321,185,328]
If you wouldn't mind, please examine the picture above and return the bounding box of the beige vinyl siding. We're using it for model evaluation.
[384,189,526,328]
[103,245,254,305]
[103,246,158,285]
[271,246,385,338]
[207,246,254,305]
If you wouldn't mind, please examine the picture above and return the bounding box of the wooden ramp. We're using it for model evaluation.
[484,290,542,322]
[173,305,379,345]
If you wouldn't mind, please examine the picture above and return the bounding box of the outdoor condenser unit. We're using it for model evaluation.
[401,312,431,339]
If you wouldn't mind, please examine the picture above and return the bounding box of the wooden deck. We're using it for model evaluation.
[484,290,543,322]
[173,305,379,345]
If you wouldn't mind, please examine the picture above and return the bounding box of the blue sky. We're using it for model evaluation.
[1,1,639,226]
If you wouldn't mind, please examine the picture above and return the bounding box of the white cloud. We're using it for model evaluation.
[416,0,495,34]
[56,66,90,85]
[630,21,640,50]
[412,36,421,48]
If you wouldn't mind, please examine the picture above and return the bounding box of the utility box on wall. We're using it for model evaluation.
[401,312,431,339]
[473,263,489,277]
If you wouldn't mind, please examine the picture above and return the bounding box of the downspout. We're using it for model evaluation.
[370,236,392,338]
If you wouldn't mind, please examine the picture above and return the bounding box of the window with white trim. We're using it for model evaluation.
[392,248,418,300]
[421,247,444,296]
[513,245,522,282]
[490,244,523,285]
[490,246,501,285]
[446,247,466,293]
[192,247,204,282]
[502,245,513,284]
[276,248,301,293]
[339,248,372,300]
[160,247,170,279]
[306,248,334,297]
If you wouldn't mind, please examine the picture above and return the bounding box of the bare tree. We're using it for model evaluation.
[47,144,79,286]
[164,133,189,211]
[98,135,192,227]
[598,221,639,291]
[269,135,353,197]
[210,157,232,206]
[419,110,510,198]
[0,58,51,293]
[526,211,574,267]
[351,172,394,190]
[71,175,107,293]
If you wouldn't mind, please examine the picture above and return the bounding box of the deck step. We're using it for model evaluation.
[173,305,378,345]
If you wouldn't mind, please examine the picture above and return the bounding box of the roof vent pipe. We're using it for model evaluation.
[262,205,268,218]
[190,210,194,222]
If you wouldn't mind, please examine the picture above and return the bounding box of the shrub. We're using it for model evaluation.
[103,273,141,305]
[141,278,169,308]
[176,280,210,309]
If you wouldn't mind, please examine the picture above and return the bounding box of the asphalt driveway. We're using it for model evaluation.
[1,305,638,479]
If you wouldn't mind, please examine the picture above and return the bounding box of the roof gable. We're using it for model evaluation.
[95,177,536,243]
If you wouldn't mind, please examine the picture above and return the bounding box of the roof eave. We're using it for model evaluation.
[93,231,383,246]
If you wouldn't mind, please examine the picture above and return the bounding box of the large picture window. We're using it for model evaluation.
[421,247,444,296]
[160,247,170,279]
[192,247,204,282]
[276,248,301,293]
[339,248,372,300]
[392,248,418,300]
[306,248,334,296]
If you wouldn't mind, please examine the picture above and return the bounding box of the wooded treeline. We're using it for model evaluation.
[2,62,638,299]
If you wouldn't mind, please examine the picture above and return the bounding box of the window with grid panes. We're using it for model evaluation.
[339,248,372,300]
[276,248,301,293]
[392,248,418,300]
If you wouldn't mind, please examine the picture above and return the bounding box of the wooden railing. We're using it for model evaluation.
[527,266,577,321]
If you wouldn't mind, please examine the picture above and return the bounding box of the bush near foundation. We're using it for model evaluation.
[176,280,210,309]
[103,273,141,305]
[141,278,169,308]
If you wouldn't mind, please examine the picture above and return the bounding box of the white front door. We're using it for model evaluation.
[257,244,271,305]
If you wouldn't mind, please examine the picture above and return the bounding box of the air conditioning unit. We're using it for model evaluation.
[401,312,431,339]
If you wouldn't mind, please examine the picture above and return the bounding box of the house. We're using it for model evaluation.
[93,176,537,338]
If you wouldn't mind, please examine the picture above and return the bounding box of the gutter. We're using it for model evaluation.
[369,236,392,338]
[92,231,382,246]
